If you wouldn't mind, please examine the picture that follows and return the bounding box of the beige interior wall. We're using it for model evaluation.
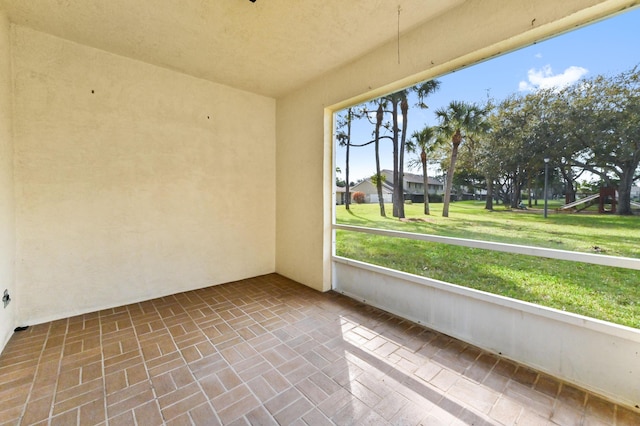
[0,11,16,349]
[275,0,634,291]
[12,26,276,326]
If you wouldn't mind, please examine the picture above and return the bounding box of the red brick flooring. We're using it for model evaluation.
[0,274,638,425]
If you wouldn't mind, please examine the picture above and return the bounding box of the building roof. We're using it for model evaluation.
[351,179,394,194]
[380,169,443,186]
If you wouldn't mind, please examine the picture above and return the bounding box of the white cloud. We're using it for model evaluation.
[534,53,543,59]
[518,65,588,92]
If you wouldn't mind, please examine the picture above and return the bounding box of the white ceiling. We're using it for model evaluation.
[0,0,465,98]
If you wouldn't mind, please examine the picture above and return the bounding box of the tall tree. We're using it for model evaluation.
[358,80,441,219]
[560,66,640,214]
[473,102,501,210]
[533,89,584,205]
[435,101,489,217]
[335,107,361,210]
[374,103,386,217]
[356,99,399,217]
[406,126,439,214]
[398,95,409,218]
[409,80,442,214]
[391,92,403,218]
[382,90,407,219]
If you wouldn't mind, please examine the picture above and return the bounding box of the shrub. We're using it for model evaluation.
[352,192,365,204]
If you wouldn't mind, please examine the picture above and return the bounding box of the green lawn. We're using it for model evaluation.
[335,201,640,329]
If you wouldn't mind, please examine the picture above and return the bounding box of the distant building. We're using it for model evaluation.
[350,179,393,204]
[350,170,444,204]
[335,186,347,205]
[380,169,444,203]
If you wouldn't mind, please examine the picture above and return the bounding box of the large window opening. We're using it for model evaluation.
[333,8,640,329]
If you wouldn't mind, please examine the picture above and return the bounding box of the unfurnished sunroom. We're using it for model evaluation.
[0,1,638,424]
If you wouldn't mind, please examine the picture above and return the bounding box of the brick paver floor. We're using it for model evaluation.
[0,274,638,425]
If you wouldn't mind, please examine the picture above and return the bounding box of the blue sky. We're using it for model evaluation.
[336,7,640,183]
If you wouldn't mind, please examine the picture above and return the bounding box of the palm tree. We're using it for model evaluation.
[398,94,409,219]
[406,126,439,215]
[413,80,441,109]
[435,101,488,217]
[392,81,441,218]
[374,103,386,217]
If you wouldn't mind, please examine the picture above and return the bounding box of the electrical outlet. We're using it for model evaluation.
[2,289,9,308]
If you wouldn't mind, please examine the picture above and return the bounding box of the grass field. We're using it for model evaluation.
[335,201,640,329]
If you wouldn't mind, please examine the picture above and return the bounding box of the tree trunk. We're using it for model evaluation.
[422,151,430,215]
[510,173,520,209]
[375,105,386,217]
[398,97,408,219]
[484,175,493,210]
[392,100,401,218]
[345,110,351,210]
[566,181,576,204]
[560,167,576,205]
[527,170,532,208]
[503,177,512,206]
[511,173,526,209]
[617,166,637,215]
[442,130,462,217]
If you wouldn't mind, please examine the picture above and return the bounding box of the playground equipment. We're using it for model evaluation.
[559,187,620,213]
[559,193,599,212]
[598,187,617,213]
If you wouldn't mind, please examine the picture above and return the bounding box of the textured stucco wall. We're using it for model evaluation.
[275,0,636,292]
[12,27,276,325]
[0,11,16,350]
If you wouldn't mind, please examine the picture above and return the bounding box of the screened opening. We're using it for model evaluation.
[333,7,640,329]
